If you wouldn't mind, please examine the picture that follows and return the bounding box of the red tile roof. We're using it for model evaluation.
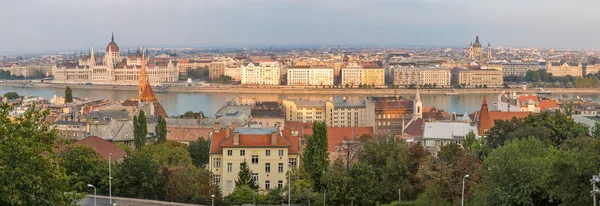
[539,100,559,111]
[325,127,373,153]
[403,118,424,136]
[166,126,212,142]
[210,128,299,154]
[73,136,127,161]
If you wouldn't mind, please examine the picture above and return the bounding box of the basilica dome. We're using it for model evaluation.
[106,33,119,52]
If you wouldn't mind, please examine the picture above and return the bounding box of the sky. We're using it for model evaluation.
[1,0,600,54]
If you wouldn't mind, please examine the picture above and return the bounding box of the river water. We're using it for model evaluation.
[1,86,598,116]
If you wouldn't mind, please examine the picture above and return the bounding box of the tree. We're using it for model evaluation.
[322,158,351,205]
[134,110,148,150]
[59,146,107,192]
[235,160,258,190]
[303,121,329,190]
[260,188,285,205]
[0,104,82,205]
[114,152,162,199]
[155,116,167,143]
[3,92,19,100]
[483,138,555,205]
[593,122,600,138]
[163,164,221,204]
[188,138,210,167]
[225,185,258,205]
[345,83,350,89]
[178,111,204,119]
[141,141,192,167]
[65,86,73,103]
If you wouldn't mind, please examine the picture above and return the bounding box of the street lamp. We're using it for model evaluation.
[87,184,96,206]
[211,194,215,206]
[462,174,470,206]
[591,174,600,206]
[288,163,292,206]
[109,152,112,205]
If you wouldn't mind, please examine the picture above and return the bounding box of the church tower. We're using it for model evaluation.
[414,89,422,119]
[138,49,168,117]
[468,42,473,59]
[487,42,492,59]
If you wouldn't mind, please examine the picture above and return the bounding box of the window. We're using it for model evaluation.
[227,150,232,156]
[265,163,271,173]
[278,163,284,173]
[213,158,221,168]
[227,181,233,191]
[266,150,271,156]
[425,140,435,147]
[278,180,283,189]
[289,158,297,168]
[265,180,271,190]
[227,163,232,173]
[252,173,259,185]
[278,150,284,156]
[213,174,221,185]
[252,155,259,164]
[240,150,245,156]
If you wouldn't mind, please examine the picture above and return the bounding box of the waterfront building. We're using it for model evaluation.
[362,65,385,86]
[209,125,300,195]
[286,66,334,86]
[224,65,242,81]
[496,91,559,113]
[370,96,413,137]
[341,65,363,86]
[453,67,503,87]
[501,62,538,77]
[209,61,226,80]
[0,63,37,77]
[393,67,451,87]
[546,60,583,77]
[53,34,178,85]
[177,59,212,74]
[241,61,281,85]
[282,97,375,127]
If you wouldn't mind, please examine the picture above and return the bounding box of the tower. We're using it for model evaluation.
[477,95,490,136]
[469,35,483,60]
[487,42,492,59]
[413,89,422,119]
[468,42,473,59]
[138,48,168,117]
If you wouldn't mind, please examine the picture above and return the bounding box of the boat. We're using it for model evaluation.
[537,88,551,95]
[445,89,459,96]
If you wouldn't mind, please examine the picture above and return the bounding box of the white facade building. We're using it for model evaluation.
[287,66,334,86]
[341,66,363,86]
[241,62,281,85]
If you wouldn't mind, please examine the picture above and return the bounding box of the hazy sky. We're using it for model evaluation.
[1,0,599,53]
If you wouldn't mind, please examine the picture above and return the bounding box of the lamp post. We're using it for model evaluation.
[87,184,96,206]
[591,174,600,206]
[288,163,292,206]
[462,174,470,206]
[109,152,112,205]
[211,194,215,206]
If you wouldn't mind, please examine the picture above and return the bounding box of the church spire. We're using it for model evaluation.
[111,32,114,42]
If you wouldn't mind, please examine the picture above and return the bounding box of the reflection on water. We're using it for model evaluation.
[1,86,596,117]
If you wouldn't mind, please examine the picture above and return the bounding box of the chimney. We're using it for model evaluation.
[213,122,221,132]
[271,131,277,146]
[234,131,240,146]
[275,122,281,130]
[231,121,237,130]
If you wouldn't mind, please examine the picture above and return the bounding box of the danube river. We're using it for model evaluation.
[1,85,598,116]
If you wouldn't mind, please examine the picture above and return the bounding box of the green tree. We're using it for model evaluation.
[155,116,167,143]
[114,152,162,199]
[236,160,258,190]
[3,92,19,99]
[188,138,210,167]
[345,83,350,89]
[437,143,464,165]
[141,141,192,167]
[178,111,204,119]
[593,122,600,138]
[134,110,148,150]
[0,104,82,205]
[260,188,285,205]
[163,163,221,204]
[322,158,351,205]
[483,138,555,205]
[59,146,107,192]
[225,185,258,205]
[303,121,329,190]
[65,86,73,102]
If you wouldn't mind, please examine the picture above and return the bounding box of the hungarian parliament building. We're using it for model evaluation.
[52,34,178,85]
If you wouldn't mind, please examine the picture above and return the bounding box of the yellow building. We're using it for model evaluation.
[453,68,503,87]
[209,124,300,195]
[282,98,375,127]
[341,65,363,86]
[362,65,385,86]
[393,67,451,87]
[546,61,582,77]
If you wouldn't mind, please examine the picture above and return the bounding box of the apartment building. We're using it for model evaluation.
[501,62,538,77]
[282,98,375,127]
[453,68,503,87]
[341,66,363,86]
[209,125,300,195]
[393,67,451,86]
[287,66,334,86]
[209,62,226,80]
[241,62,281,85]
[546,61,582,77]
[362,65,385,86]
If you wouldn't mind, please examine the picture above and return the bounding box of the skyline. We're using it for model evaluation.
[2,0,600,54]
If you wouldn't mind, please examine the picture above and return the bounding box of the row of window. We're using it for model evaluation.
[214,157,298,169]
[214,176,285,191]
[226,149,285,157]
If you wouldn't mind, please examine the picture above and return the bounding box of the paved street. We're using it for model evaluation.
[79,196,202,206]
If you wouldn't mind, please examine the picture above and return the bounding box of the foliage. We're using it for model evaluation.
[0,104,82,205]
[162,164,221,204]
[235,160,258,190]
[398,185,451,206]
[290,179,316,205]
[225,185,258,205]
[115,142,133,155]
[178,111,204,119]
[141,141,192,167]
[593,122,600,138]
[483,138,556,205]
[155,116,167,143]
[134,110,148,150]
[259,189,285,205]
[486,111,587,148]
[303,121,329,190]
[462,131,490,159]
[211,75,233,84]
[114,152,162,200]
[573,76,600,88]
[187,67,209,80]
[3,91,19,99]
[0,70,26,80]
[322,158,351,205]
[65,86,73,103]
[188,137,211,167]
[59,146,107,192]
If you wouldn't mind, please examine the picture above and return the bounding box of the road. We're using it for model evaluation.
[79,196,201,206]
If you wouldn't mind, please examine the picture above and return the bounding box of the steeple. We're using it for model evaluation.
[477,94,490,136]
[111,32,114,42]
[413,88,422,119]
[475,35,480,43]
